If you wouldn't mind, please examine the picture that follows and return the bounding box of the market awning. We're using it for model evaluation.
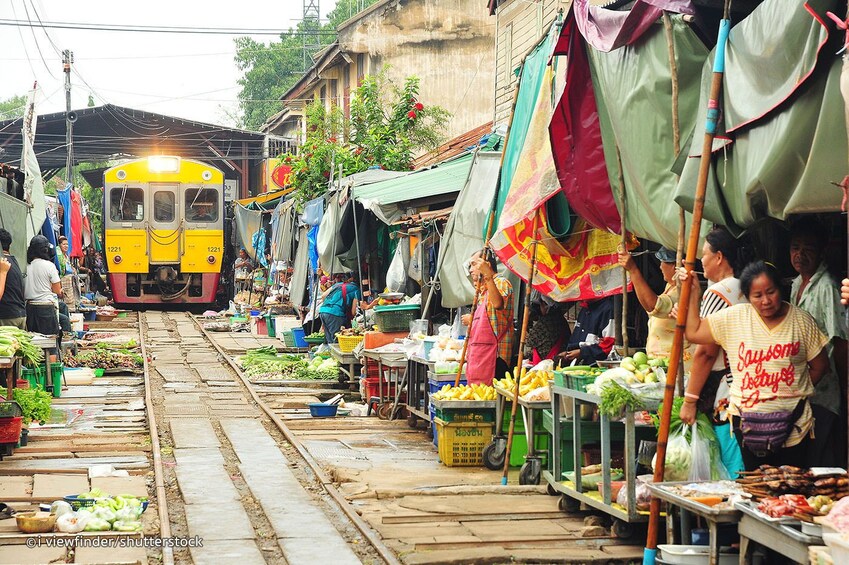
[353,154,474,224]
[236,186,293,209]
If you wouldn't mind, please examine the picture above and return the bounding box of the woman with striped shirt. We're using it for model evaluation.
[683,261,830,470]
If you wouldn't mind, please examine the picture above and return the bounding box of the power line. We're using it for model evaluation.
[0,18,340,36]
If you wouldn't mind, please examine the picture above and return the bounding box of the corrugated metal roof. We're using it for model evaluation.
[353,153,473,205]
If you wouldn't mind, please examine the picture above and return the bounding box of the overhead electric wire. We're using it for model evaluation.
[0,18,339,36]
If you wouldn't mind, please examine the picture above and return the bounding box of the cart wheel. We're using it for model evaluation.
[482,437,507,471]
[611,519,634,539]
[558,494,580,513]
[377,402,393,420]
[406,414,418,428]
[518,457,541,485]
[546,483,558,497]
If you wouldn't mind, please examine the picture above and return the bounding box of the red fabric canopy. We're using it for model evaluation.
[549,17,621,234]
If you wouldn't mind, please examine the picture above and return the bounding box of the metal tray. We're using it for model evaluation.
[647,482,742,522]
[734,500,801,526]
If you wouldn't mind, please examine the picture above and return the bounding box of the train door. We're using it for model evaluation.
[105,184,147,273]
[148,184,181,264]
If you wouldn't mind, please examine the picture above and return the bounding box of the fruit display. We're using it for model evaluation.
[616,352,666,385]
[306,331,325,340]
[376,296,403,306]
[65,350,143,369]
[338,327,365,337]
[494,366,554,399]
[58,488,147,533]
[432,383,497,401]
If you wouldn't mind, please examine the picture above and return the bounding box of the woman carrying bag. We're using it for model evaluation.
[682,261,830,470]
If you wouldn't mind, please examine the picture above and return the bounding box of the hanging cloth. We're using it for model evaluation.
[69,190,84,258]
[56,185,72,243]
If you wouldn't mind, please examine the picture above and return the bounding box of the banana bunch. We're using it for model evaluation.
[494,367,554,398]
[432,383,497,401]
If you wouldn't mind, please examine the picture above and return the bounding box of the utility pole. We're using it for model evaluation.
[63,49,74,186]
[302,0,320,70]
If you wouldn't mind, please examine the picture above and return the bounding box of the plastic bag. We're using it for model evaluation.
[386,245,406,292]
[616,476,653,511]
[451,310,467,339]
[656,423,691,481]
[688,423,713,482]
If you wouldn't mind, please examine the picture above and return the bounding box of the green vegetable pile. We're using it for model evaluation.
[306,331,325,339]
[0,327,44,367]
[599,382,645,417]
[65,349,144,369]
[241,347,338,380]
[74,488,146,532]
[0,386,52,425]
[95,339,139,350]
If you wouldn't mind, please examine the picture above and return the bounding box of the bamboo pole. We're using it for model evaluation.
[644,14,731,565]
[616,147,629,355]
[663,11,687,397]
[501,210,541,485]
[453,81,521,388]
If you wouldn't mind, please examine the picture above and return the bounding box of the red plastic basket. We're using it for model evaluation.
[0,417,23,444]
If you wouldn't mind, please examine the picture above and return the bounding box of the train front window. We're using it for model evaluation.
[153,191,175,222]
[110,187,144,222]
[185,188,218,222]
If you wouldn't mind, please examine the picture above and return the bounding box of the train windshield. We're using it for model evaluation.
[185,188,218,222]
[110,187,144,221]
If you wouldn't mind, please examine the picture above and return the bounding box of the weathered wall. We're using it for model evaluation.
[337,0,496,140]
[493,0,566,125]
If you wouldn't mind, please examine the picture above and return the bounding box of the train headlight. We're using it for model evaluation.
[113,255,122,264]
[207,255,216,264]
[147,156,180,173]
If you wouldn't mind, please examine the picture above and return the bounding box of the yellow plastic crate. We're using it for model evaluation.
[435,417,492,467]
[336,334,364,353]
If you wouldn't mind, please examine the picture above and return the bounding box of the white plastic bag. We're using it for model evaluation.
[386,245,406,292]
[688,423,713,482]
[655,422,691,481]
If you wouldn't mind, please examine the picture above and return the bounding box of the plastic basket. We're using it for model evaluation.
[264,314,276,338]
[435,417,492,467]
[281,330,297,348]
[291,327,308,348]
[434,406,495,424]
[566,372,597,393]
[63,495,98,511]
[304,336,325,344]
[308,403,338,418]
[373,305,420,333]
[0,416,22,444]
[337,334,364,353]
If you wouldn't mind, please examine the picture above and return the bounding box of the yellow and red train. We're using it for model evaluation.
[103,156,224,306]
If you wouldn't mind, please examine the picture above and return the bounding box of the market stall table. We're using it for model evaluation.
[647,482,741,565]
[405,356,432,425]
[362,349,407,420]
[491,385,550,485]
[734,500,823,564]
[328,343,361,386]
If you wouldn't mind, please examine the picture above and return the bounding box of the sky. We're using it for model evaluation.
[0,0,340,128]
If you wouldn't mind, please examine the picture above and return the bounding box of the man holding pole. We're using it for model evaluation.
[461,250,514,385]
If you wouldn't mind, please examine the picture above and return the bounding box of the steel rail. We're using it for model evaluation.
[191,314,402,565]
[138,312,175,565]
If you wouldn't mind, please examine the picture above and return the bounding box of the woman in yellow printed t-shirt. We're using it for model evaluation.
[682,261,830,471]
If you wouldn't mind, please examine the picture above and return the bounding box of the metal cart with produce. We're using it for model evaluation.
[405,356,432,429]
[545,383,657,538]
[483,385,550,485]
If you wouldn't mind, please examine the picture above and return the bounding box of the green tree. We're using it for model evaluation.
[280,71,449,206]
[233,0,380,130]
[0,95,26,120]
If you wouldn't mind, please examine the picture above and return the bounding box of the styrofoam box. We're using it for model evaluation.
[823,533,849,564]
[657,545,737,565]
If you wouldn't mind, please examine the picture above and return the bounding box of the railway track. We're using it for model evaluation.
[142,311,396,564]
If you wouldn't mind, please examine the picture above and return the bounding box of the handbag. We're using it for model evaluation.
[739,399,807,456]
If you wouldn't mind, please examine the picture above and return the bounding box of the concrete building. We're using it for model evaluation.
[263,0,495,146]
[489,0,568,125]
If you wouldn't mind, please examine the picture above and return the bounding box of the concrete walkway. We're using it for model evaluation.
[146,312,361,564]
